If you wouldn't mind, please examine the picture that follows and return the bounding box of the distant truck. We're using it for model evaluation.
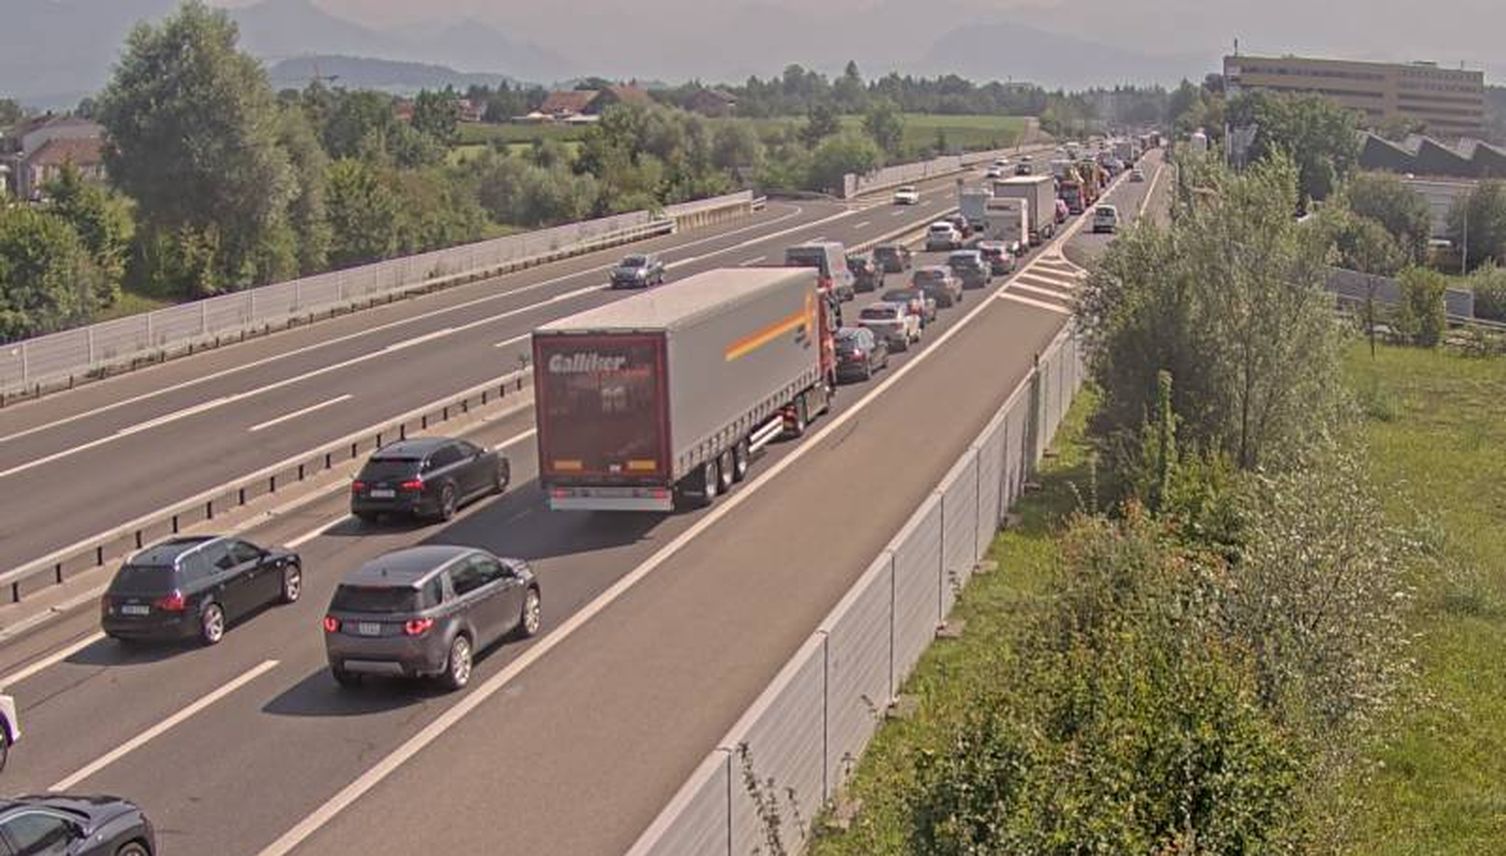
[532,268,838,512]
[959,189,991,231]
[980,196,1028,251]
[993,175,1057,246]
[1114,139,1136,164]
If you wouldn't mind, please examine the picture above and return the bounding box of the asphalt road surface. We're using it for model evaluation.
[0,150,1165,855]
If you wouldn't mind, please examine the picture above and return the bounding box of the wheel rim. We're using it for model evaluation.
[704,461,718,499]
[442,486,456,518]
[450,637,472,686]
[203,605,224,642]
[735,443,750,478]
[718,451,734,490]
[524,590,541,635]
[285,568,301,601]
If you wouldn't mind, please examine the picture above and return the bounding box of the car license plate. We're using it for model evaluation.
[369,489,395,499]
[121,604,150,616]
[356,622,383,637]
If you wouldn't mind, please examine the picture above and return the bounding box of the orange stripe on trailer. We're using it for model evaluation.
[626,459,658,472]
[724,295,817,362]
[552,459,583,471]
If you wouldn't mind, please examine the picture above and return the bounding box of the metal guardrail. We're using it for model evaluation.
[0,190,763,401]
[0,369,534,603]
[628,325,1087,855]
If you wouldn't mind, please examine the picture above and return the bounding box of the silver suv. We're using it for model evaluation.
[323,545,541,691]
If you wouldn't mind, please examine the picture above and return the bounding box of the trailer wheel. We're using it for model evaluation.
[787,395,809,438]
[717,450,735,493]
[700,459,720,505]
[732,439,750,482]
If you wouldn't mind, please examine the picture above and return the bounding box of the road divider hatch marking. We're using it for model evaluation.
[51,658,280,791]
[997,292,1073,315]
[248,395,354,433]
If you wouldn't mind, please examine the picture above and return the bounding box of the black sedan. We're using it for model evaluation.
[102,535,301,646]
[834,327,889,382]
[0,794,154,855]
[609,253,666,288]
[845,253,885,293]
[351,437,509,524]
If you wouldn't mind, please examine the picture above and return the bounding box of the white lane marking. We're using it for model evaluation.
[1138,160,1166,220]
[1009,281,1076,302]
[997,292,1073,315]
[0,632,106,690]
[248,395,353,434]
[665,255,702,270]
[0,393,230,479]
[381,327,454,352]
[493,333,530,349]
[739,256,765,266]
[257,192,1079,856]
[853,220,870,229]
[52,658,280,791]
[892,209,908,217]
[0,204,812,449]
[284,427,538,550]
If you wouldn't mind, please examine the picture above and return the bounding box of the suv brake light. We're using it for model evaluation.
[403,618,435,637]
[155,590,187,612]
[323,615,341,633]
[399,479,424,491]
[351,480,366,493]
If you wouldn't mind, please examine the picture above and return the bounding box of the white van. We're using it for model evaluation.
[1092,204,1120,234]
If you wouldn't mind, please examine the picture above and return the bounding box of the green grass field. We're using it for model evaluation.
[452,113,1028,156]
[807,390,1099,855]
[1340,344,1506,853]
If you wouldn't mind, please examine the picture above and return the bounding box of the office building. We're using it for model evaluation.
[1223,54,1485,139]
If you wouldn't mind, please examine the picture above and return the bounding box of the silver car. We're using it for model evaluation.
[857,302,921,351]
[323,545,541,691]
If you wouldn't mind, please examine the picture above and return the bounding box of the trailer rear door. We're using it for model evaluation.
[535,334,670,484]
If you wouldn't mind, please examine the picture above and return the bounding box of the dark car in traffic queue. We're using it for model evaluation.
[101,536,302,646]
[324,545,541,691]
[946,249,991,289]
[976,241,1017,275]
[0,794,155,856]
[911,265,963,308]
[880,287,937,326]
[609,253,665,288]
[834,327,890,382]
[845,253,885,293]
[871,243,912,273]
[351,437,509,524]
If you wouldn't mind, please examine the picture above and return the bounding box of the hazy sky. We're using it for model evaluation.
[209,0,1500,70]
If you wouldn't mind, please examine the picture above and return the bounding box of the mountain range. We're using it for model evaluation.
[3,0,1216,108]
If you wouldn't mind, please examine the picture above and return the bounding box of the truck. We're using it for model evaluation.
[959,189,991,231]
[532,267,838,512]
[980,196,1028,251]
[1114,139,1136,165]
[993,175,1056,246]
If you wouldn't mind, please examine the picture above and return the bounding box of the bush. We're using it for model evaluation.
[1395,266,1448,347]
[1469,261,1506,322]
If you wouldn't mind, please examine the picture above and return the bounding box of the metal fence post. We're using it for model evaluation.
[19,342,27,387]
[200,300,208,335]
[88,326,96,365]
[146,313,154,348]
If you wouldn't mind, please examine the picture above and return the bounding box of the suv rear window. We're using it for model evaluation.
[359,457,421,480]
[109,564,177,593]
[331,584,423,614]
[914,269,946,284]
[860,306,899,320]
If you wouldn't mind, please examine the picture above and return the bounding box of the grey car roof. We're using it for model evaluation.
[537,267,815,334]
[341,545,479,587]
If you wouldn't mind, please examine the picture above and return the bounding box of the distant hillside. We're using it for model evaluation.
[921,22,1211,89]
[266,56,518,93]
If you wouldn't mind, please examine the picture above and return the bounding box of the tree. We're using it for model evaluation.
[862,99,905,158]
[711,122,762,172]
[1447,180,1506,270]
[1079,155,1342,472]
[1395,266,1448,347]
[807,132,880,195]
[1343,171,1432,264]
[0,207,105,340]
[96,0,294,294]
[42,165,132,305]
[833,60,866,112]
[411,88,460,146]
[0,99,20,128]
[1227,91,1359,204]
[325,158,399,268]
[800,103,840,148]
[1322,205,1405,277]
[1469,261,1506,322]
[277,106,331,275]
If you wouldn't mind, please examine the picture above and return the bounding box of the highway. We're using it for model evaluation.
[0,162,1004,577]
[0,148,1165,855]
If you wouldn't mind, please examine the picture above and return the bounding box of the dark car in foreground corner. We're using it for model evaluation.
[946,249,991,289]
[871,243,912,273]
[845,253,885,293]
[0,794,154,855]
[351,437,509,524]
[102,536,301,646]
[324,545,541,691]
[609,253,665,288]
[834,327,890,382]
